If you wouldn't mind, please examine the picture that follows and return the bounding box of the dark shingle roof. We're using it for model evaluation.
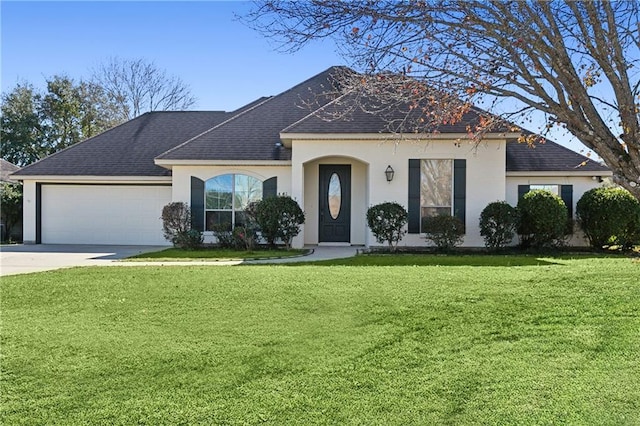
[157,67,346,161]
[12,66,609,177]
[0,159,20,182]
[13,111,230,177]
[506,139,609,173]
[282,94,507,134]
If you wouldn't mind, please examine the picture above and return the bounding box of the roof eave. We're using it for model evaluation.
[280,131,521,147]
[154,159,292,167]
[11,175,173,183]
[506,170,612,177]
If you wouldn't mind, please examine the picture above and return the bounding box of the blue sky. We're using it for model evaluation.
[1,1,344,111]
[2,1,592,154]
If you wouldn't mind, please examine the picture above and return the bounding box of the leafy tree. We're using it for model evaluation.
[254,196,305,249]
[41,76,120,153]
[479,201,518,250]
[576,187,640,249]
[0,182,23,242]
[366,202,407,251]
[249,1,640,200]
[92,57,196,120]
[1,77,120,166]
[0,84,46,166]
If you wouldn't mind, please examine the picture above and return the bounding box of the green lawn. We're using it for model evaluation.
[126,247,307,261]
[2,255,639,424]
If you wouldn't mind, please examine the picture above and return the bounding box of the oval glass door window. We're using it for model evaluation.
[328,173,341,219]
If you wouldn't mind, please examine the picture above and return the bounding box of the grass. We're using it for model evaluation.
[2,255,639,424]
[126,247,307,261]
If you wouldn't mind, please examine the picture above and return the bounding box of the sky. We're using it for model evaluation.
[1,1,344,111]
[1,1,591,154]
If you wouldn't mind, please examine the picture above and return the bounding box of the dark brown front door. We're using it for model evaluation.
[318,165,351,243]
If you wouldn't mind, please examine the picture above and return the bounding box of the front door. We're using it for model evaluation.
[319,165,351,243]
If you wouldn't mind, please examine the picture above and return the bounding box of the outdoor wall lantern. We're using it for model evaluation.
[385,165,395,182]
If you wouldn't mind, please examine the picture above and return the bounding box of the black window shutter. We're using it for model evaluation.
[560,185,573,218]
[453,159,466,229]
[191,177,205,232]
[262,177,278,198]
[518,185,530,201]
[408,159,421,234]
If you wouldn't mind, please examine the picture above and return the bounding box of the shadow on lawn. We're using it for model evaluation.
[292,255,566,267]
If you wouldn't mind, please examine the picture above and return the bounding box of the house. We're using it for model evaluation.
[11,67,610,247]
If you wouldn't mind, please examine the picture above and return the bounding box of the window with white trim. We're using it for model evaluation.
[205,174,262,231]
[529,184,559,195]
[420,159,453,230]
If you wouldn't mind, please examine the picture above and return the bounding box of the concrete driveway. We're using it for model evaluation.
[0,244,167,276]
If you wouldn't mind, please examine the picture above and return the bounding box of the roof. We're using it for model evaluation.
[157,66,346,162]
[506,140,609,173]
[12,111,230,177]
[0,159,20,183]
[13,66,608,177]
[282,93,509,135]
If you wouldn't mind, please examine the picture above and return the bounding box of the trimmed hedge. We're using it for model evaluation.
[161,202,202,249]
[517,190,568,248]
[422,215,465,250]
[479,201,517,250]
[254,195,305,249]
[366,202,408,252]
[576,187,640,248]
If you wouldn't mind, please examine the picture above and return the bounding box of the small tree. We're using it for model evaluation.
[479,201,518,250]
[0,182,22,242]
[576,187,640,249]
[254,196,305,249]
[366,202,407,252]
[161,202,202,249]
[517,190,568,248]
[422,215,465,250]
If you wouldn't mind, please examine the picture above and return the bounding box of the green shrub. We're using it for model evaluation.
[517,190,568,248]
[422,215,465,250]
[233,226,257,251]
[576,187,640,249]
[254,195,305,249]
[366,202,408,252]
[178,229,204,250]
[479,201,517,250]
[211,224,235,248]
[0,182,22,242]
[160,202,202,249]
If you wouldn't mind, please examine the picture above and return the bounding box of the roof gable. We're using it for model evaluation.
[156,66,348,161]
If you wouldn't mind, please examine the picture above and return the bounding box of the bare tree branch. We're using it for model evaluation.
[92,57,197,120]
[245,0,640,199]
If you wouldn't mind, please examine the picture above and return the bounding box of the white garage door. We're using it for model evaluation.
[42,185,172,245]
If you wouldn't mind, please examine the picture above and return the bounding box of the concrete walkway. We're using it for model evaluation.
[0,244,359,276]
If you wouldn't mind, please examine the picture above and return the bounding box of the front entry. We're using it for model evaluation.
[318,165,351,243]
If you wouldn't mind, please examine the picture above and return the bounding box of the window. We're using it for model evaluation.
[408,158,465,234]
[205,174,262,231]
[420,159,453,229]
[529,184,559,195]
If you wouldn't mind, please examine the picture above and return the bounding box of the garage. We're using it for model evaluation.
[40,185,172,245]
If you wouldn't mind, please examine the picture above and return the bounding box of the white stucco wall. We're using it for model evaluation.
[170,165,292,244]
[506,174,606,246]
[21,180,37,244]
[291,137,507,247]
